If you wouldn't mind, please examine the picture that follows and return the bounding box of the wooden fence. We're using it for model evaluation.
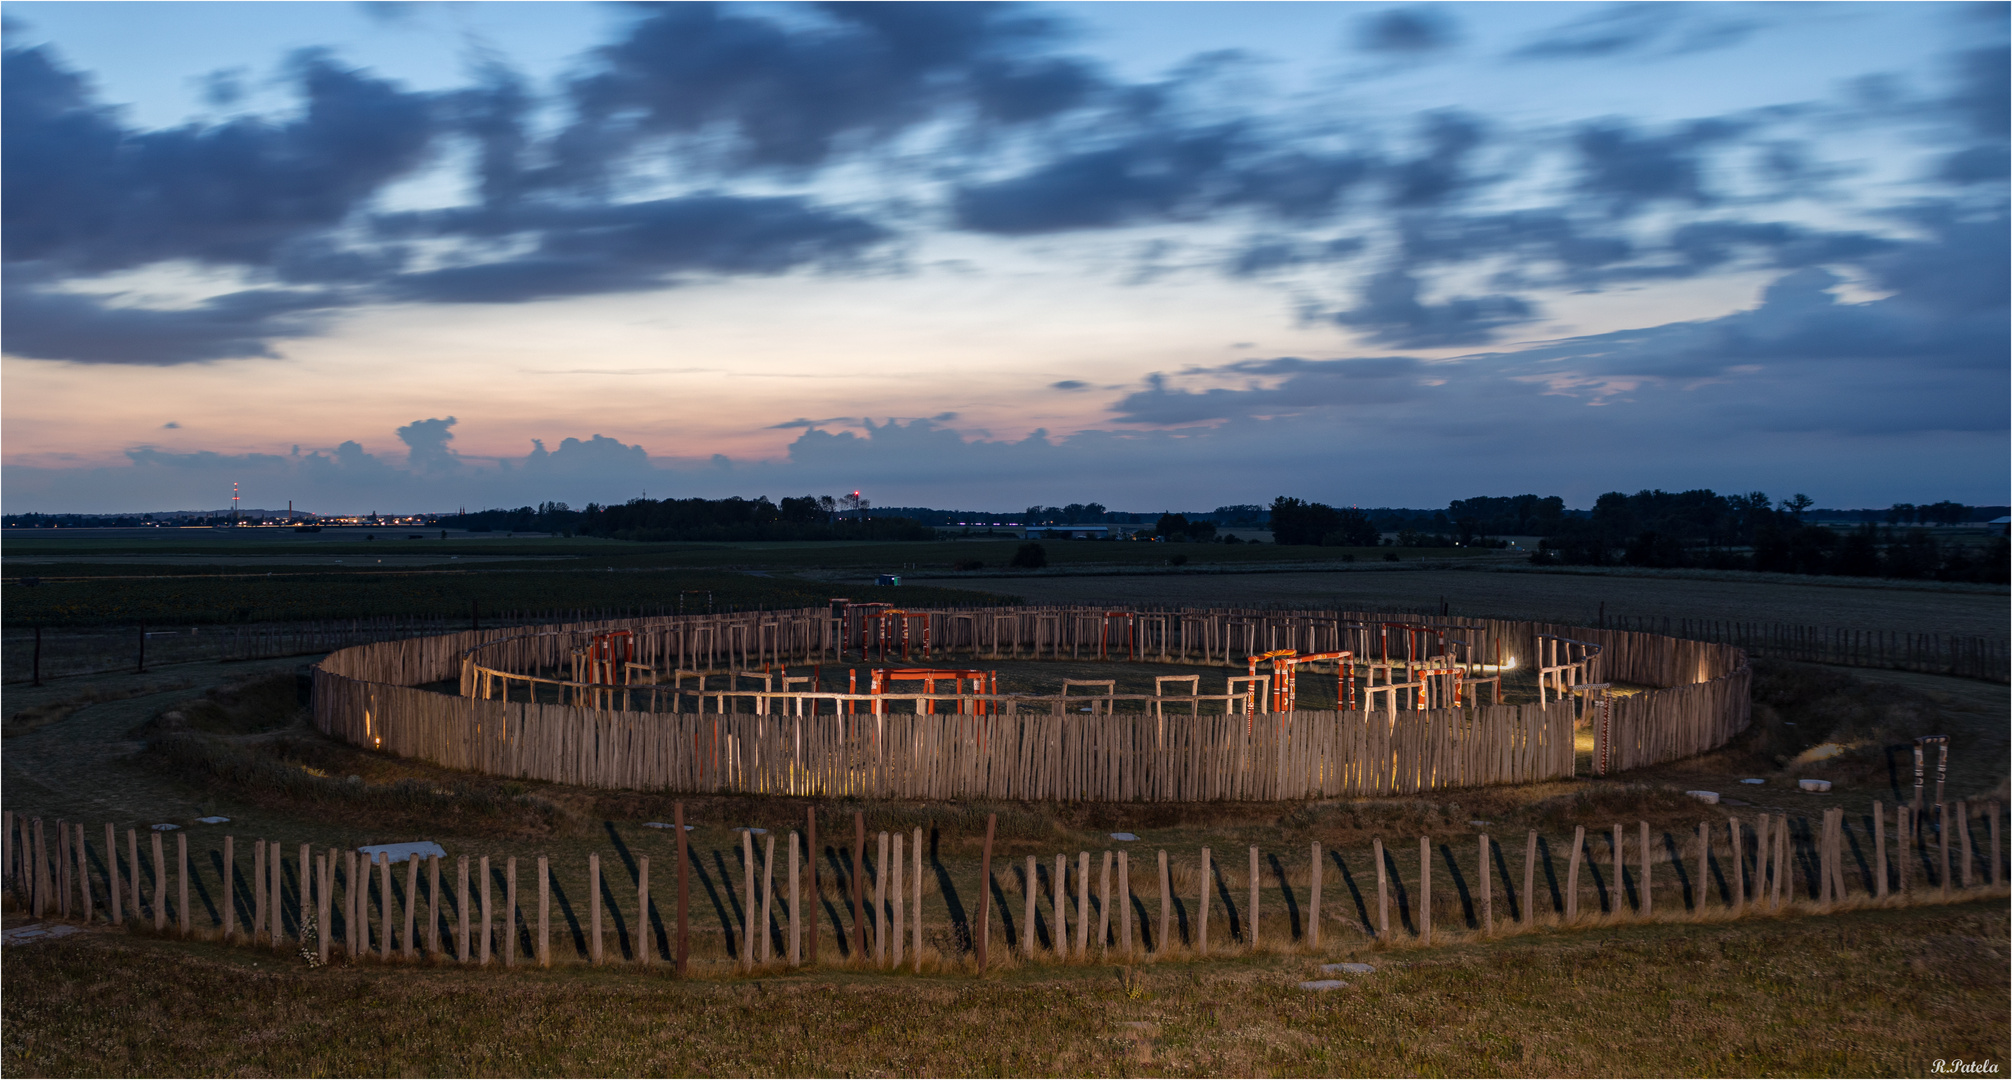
[5,800,2002,972]
[309,607,1752,798]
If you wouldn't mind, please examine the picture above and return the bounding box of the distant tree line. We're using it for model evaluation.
[1532,489,2008,583]
[576,496,932,542]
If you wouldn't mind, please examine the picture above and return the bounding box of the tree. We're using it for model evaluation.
[1782,493,1813,521]
[1010,542,1048,569]
[1155,513,1189,539]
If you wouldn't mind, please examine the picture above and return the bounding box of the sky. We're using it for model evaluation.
[2,1,2006,515]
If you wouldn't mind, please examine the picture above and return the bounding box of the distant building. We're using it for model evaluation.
[1024,525,1110,540]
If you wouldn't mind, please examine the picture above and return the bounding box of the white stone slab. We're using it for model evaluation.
[151,823,180,831]
[1686,790,1720,804]
[1798,779,1833,793]
[3,923,85,946]
[1740,779,1766,785]
[1298,979,1349,991]
[1323,962,1376,974]
[1109,832,1139,841]
[195,816,230,824]
[356,841,446,864]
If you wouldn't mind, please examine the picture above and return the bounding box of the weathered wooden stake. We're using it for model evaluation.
[890,833,902,969]
[1198,846,1211,955]
[538,855,551,967]
[1522,830,1537,927]
[675,803,690,975]
[1076,851,1090,956]
[505,857,518,967]
[912,827,923,972]
[315,854,331,963]
[1120,850,1134,955]
[1565,826,1583,921]
[872,830,887,967]
[479,855,492,965]
[177,832,189,935]
[1157,849,1171,952]
[1374,838,1389,936]
[428,854,442,956]
[788,831,801,966]
[150,828,166,929]
[1478,835,1491,934]
[1418,836,1431,944]
[1247,845,1259,950]
[1053,854,1067,956]
[222,836,236,937]
[588,852,603,964]
[976,813,995,972]
[1098,851,1113,955]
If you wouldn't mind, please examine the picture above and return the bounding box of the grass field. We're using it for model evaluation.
[4,899,2004,1077]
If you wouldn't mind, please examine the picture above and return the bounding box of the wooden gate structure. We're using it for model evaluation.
[313,606,1750,801]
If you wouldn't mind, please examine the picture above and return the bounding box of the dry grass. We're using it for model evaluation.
[4,899,2003,1077]
[2,678,193,738]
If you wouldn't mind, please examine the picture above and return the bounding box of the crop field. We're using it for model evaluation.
[958,566,2011,640]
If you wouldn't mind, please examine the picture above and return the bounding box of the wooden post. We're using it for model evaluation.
[1990,801,2002,887]
[1955,796,1971,888]
[222,836,236,937]
[890,833,902,969]
[316,854,331,964]
[1729,817,1744,914]
[457,855,470,962]
[177,832,190,935]
[633,854,650,967]
[872,831,887,967]
[404,855,420,960]
[676,803,690,975]
[763,835,776,966]
[1938,802,1950,898]
[1198,846,1211,955]
[1695,822,1709,909]
[1098,851,1113,955]
[1157,849,1171,953]
[789,831,801,967]
[344,849,357,957]
[1308,842,1323,948]
[1478,835,1491,934]
[1053,854,1067,956]
[1610,824,1622,915]
[852,812,867,963]
[254,840,267,942]
[1076,851,1090,956]
[1120,850,1134,956]
[589,852,603,964]
[1247,845,1259,950]
[127,829,140,926]
[151,829,166,931]
[1874,802,1888,898]
[479,855,492,965]
[1565,826,1583,921]
[913,827,923,972]
[1897,808,1911,893]
[76,824,91,924]
[1418,836,1431,945]
[1022,856,1037,957]
[505,857,518,967]
[1523,830,1537,926]
[299,844,311,948]
[428,855,442,957]
[537,855,550,967]
[977,813,995,972]
[803,809,815,967]
[1375,838,1389,936]
[106,823,121,925]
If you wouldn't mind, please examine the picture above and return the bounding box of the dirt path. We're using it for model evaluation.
[953,567,2008,638]
[2,657,303,824]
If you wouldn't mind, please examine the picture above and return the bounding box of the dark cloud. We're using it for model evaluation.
[0,278,340,364]
[1387,111,1486,207]
[1228,235,1364,277]
[2,45,438,273]
[1512,4,1757,61]
[552,2,1096,177]
[952,126,1241,234]
[377,195,891,304]
[1572,118,1739,214]
[1050,380,1089,390]
[1354,7,1458,54]
[1109,357,1431,425]
[1327,268,1536,348]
